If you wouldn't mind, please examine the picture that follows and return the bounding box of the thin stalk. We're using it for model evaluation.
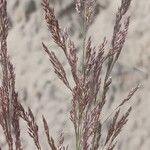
[74,11,88,150]
[82,22,87,81]
[76,106,82,150]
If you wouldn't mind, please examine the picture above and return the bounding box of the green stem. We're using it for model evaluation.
[82,29,86,79]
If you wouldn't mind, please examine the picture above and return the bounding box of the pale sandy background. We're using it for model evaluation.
[1,0,150,149]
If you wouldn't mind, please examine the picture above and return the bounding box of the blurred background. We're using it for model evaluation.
[1,0,150,149]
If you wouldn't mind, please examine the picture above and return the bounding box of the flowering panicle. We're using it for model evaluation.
[74,0,97,27]
[106,0,132,81]
[0,0,22,149]
[43,116,68,150]
[42,0,80,88]
[0,0,139,149]
[42,0,139,149]
[84,0,97,24]
[0,1,67,149]
[42,43,72,90]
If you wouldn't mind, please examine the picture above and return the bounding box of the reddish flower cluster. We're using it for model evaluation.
[41,0,139,149]
[0,0,139,149]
